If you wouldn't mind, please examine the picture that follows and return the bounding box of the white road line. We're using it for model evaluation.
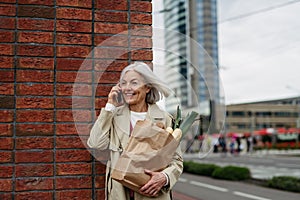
[178,178,188,182]
[233,191,271,200]
[189,181,228,192]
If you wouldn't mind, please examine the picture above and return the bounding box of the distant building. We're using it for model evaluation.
[226,96,300,134]
[163,0,222,133]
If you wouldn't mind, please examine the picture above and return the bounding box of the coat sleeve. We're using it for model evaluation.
[87,108,114,150]
[162,112,184,190]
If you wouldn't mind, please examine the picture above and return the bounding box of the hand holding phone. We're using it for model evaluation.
[108,84,124,106]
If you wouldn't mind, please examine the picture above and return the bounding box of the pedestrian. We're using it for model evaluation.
[88,62,183,200]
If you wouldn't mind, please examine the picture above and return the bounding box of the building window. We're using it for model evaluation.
[232,111,245,117]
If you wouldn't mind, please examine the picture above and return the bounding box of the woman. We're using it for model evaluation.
[88,62,183,200]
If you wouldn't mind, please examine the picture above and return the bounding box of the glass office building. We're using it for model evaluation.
[163,0,221,132]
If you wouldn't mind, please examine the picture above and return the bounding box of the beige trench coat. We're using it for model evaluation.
[88,104,183,200]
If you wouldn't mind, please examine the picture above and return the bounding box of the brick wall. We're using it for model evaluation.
[0,0,152,199]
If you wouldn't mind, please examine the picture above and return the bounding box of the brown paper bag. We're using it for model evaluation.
[111,120,179,193]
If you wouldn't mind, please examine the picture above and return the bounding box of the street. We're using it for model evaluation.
[172,150,300,200]
[173,173,299,200]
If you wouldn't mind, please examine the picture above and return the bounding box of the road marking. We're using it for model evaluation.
[189,181,228,192]
[233,191,271,200]
[178,178,188,182]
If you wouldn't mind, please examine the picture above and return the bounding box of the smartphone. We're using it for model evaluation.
[116,91,124,104]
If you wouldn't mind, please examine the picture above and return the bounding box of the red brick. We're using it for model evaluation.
[17,70,54,83]
[18,18,54,31]
[94,35,128,47]
[0,137,13,150]
[0,0,16,3]
[95,11,127,22]
[0,179,12,192]
[0,70,14,82]
[18,31,53,44]
[131,1,152,12]
[18,57,54,70]
[15,150,53,163]
[56,177,91,190]
[0,18,15,29]
[16,137,54,149]
[57,0,92,8]
[56,110,92,122]
[95,175,105,188]
[131,37,152,48]
[16,97,54,109]
[95,162,106,175]
[56,124,76,135]
[56,190,92,200]
[131,25,152,36]
[17,45,54,57]
[95,0,127,10]
[0,44,14,55]
[16,177,54,191]
[0,96,14,109]
[17,83,54,96]
[56,46,91,58]
[95,190,105,200]
[56,33,92,45]
[57,7,92,20]
[56,149,91,162]
[16,164,53,177]
[0,151,13,163]
[94,47,128,59]
[56,58,89,70]
[56,163,91,176]
[56,20,91,33]
[95,98,107,109]
[56,71,92,83]
[0,4,16,16]
[0,165,13,178]
[56,136,86,149]
[95,71,120,84]
[0,83,13,95]
[57,84,92,96]
[0,110,13,122]
[18,5,54,18]
[0,56,14,68]
[131,49,153,60]
[0,124,13,136]
[56,97,92,109]
[56,123,91,136]
[94,60,128,72]
[95,85,111,97]
[16,124,54,136]
[19,0,54,6]
[131,13,152,24]
[95,22,128,34]
[0,31,14,42]
[17,110,53,122]
[15,192,53,200]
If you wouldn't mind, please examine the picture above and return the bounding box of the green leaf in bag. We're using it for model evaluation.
[179,111,198,136]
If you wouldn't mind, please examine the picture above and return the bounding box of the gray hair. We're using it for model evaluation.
[120,62,172,104]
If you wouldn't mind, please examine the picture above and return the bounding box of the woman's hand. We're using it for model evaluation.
[107,84,123,107]
[139,169,167,197]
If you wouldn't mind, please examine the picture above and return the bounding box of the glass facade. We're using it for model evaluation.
[163,0,220,117]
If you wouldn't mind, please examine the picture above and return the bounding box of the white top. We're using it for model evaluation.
[130,110,147,128]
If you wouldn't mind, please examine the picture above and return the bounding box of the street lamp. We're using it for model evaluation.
[286,85,300,148]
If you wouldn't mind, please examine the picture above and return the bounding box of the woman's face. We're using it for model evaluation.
[120,70,150,106]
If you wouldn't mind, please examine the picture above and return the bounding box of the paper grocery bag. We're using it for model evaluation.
[111,120,179,193]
